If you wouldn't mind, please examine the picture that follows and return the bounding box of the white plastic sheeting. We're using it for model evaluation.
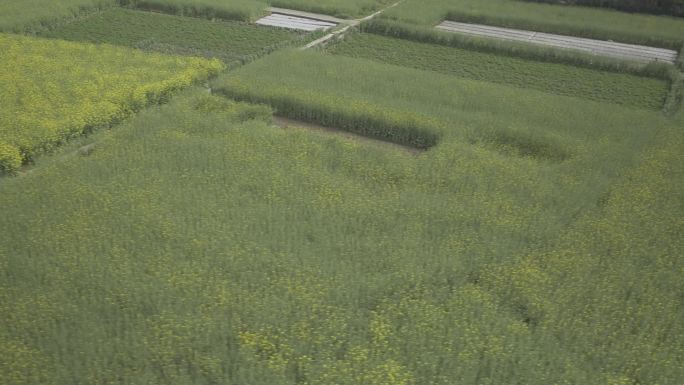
[256,13,337,31]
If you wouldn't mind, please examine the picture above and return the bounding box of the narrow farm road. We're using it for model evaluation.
[301,0,405,50]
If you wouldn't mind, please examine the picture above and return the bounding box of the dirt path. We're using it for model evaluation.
[301,0,404,50]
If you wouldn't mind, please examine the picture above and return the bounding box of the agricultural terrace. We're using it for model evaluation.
[1,0,683,384]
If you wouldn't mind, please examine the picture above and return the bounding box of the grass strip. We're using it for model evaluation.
[120,0,268,22]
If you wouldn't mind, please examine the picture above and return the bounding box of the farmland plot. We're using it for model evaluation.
[41,8,304,64]
[1,0,682,383]
[125,0,393,20]
[0,0,116,32]
[0,33,222,173]
[381,0,684,49]
[0,87,681,384]
[326,32,669,110]
[122,0,268,22]
[212,50,666,166]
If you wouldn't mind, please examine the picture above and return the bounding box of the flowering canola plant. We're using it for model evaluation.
[0,33,223,173]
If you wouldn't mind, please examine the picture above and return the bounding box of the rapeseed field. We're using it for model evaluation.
[1,0,682,384]
[0,33,222,172]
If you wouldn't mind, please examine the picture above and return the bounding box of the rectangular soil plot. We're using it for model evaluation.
[436,21,678,64]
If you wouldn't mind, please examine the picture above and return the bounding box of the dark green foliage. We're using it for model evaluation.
[362,19,674,79]
[523,0,684,18]
[327,32,669,110]
[212,50,669,170]
[120,0,267,22]
[382,0,684,50]
[40,8,304,63]
[0,0,116,32]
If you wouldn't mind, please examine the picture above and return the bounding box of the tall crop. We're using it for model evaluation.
[0,89,681,384]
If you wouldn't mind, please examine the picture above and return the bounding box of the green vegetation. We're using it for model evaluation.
[41,8,304,64]
[122,0,267,22]
[382,0,684,49]
[479,112,684,385]
[269,0,392,18]
[1,85,681,384]
[0,33,222,173]
[523,0,684,18]
[213,49,665,160]
[0,0,115,32]
[362,19,676,78]
[326,32,669,110]
[2,0,682,383]
[124,0,392,20]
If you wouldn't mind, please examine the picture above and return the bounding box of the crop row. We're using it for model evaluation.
[212,50,670,164]
[361,19,676,79]
[0,33,223,173]
[40,8,305,65]
[523,0,684,18]
[0,0,116,32]
[121,0,392,21]
[120,0,267,22]
[382,0,684,50]
[327,32,669,110]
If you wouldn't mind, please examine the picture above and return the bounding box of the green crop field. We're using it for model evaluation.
[0,33,222,172]
[125,0,392,20]
[382,0,684,49]
[40,8,304,63]
[213,49,667,160]
[0,0,116,32]
[326,32,670,110]
[122,0,267,21]
[1,0,683,384]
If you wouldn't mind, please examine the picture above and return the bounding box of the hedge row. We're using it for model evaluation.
[522,0,684,18]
